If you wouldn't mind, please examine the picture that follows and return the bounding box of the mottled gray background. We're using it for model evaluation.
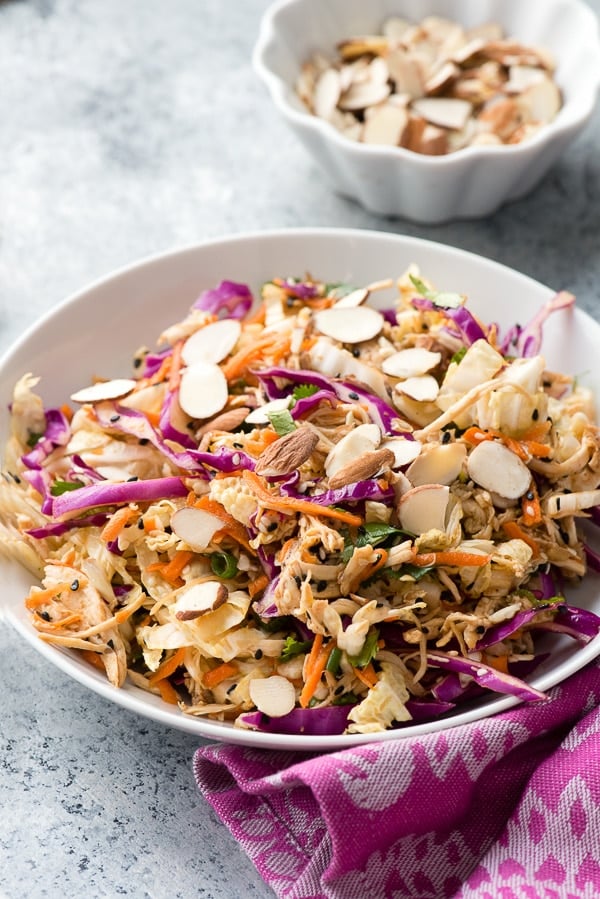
[1,0,599,896]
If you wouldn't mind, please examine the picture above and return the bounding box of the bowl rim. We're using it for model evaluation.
[253,0,600,168]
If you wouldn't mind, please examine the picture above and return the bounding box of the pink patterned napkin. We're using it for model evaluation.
[194,660,600,899]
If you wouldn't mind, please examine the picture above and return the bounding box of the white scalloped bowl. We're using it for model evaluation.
[253,0,600,223]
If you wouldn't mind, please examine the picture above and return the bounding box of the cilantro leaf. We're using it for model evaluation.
[292,383,319,401]
[26,431,44,448]
[280,635,312,661]
[342,522,409,562]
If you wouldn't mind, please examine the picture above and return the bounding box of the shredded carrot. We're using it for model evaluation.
[248,574,269,599]
[214,469,245,479]
[144,516,160,533]
[163,549,195,582]
[222,335,280,381]
[194,495,256,554]
[362,548,388,580]
[522,439,552,459]
[412,551,491,568]
[100,506,136,543]
[353,663,378,689]
[156,679,180,705]
[53,548,77,567]
[147,646,187,685]
[482,653,509,674]
[80,649,106,672]
[242,470,362,527]
[145,410,161,428]
[278,538,297,564]
[521,481,542,527]
[39,612,82,630]
[60,403,74,422]
[300,634,333,708]
[202,661,239,689]
[502,520,540,557]
[462,427,492,446]
[168,340,184,392]
[115,593,148,624]
[25,582,75,609]
[244,302,267,326]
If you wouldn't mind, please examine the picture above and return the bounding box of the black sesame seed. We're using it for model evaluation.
[475,625,485,634]
[70,579,79,591]
[11,473,21,484]
[139,438,149,446]
[107,639,114,650]
[38,610,51,621]
[266,522,278,532]
[316,580,327,593]
[110,414,120,423]
[442,431,451,444]
[226,683,237,695]
[308,544,320,555]
[294,576,302,588]
[137,518,144,530]
[532,409,539,421]
[526,491,534,501]
[254,649,263,660]
[348,392,359,401]
[351,348,361,358]
[556,497,561,511]
[127,476,138,482]
[233,442,243,449]
[334,685,345,696]
[133,357,142,369]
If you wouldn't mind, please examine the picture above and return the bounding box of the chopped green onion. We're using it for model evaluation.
[210,551,238,579]
[267,408,296,436]
[347,628,379,668]
[326,646,342,675]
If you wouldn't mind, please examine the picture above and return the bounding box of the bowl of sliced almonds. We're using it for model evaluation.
[254,0,600,222]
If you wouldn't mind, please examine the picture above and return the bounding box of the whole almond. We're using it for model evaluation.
[328,447,395,489]
[196,407,250,437]
[255,427,319,477]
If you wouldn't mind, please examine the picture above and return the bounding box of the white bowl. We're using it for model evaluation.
[253,0,600,223]
[2,228,600,750]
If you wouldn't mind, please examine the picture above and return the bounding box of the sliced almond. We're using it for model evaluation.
[362,103,408,146]
[416,124,448,155]
[171,507,224,550]
[398,484,450,534]
[481,40,554,70]
[369,56,389,85]
[411,96,472,130]
[380,437,422,468]
[425,61,460,95]
[517,77,561,124]
[470,131,503,147]
[173,581,228,620]
[337,36,389,61]
[505,65,546,94]
[178,362,228,420]
[245,397,293,425]
[467,441,531,499]
[325,423,381,478]
[406,443,466,487]
[255,427,319,477]
[451,38,486,66]
[339,80,392,111]
[395,375,439,402]
[382,347,441,378]
[382,17,412,41]
[313,68,341,120]
[70,378,137,404]
[328,447,394,489]
[478,97,523,140]
[333,287,369,308]
[249,675,296,717]
[314,306,384,345]
[181,319,241,367]
[386,48,426,99]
